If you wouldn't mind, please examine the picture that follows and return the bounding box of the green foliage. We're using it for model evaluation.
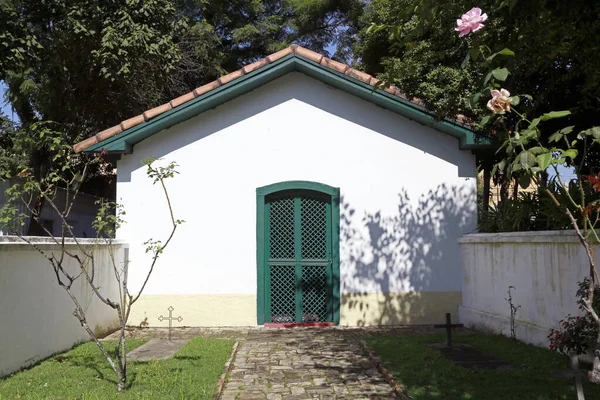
[479,179,599,233]
[0,0,189,139]
[0,115,25,180]
[356,0,600,156]
[548,279,600,355]
[0,124,108,236]
[142,157,180,184]
[0,1,364,183]
[92,201,125,238]
[0,338,235,399]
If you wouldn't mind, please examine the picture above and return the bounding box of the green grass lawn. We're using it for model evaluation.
[369,333,600,400]
[0,337,234,400]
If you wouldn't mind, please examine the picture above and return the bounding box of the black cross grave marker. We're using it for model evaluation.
[158,306,183,341]
[434,313,463,347]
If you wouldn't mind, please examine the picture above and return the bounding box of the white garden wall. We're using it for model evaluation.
[459,231,594,347]
[117,72,477,326]
[0,237,124,377]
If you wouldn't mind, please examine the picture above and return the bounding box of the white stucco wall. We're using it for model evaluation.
[0,237,123,377]
[459,231,593,347]
[117,72,477,326]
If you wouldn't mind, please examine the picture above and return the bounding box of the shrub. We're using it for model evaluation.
[548,279,600,355]
[479,178,598,233]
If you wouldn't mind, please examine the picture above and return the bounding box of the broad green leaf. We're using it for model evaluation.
[511,96,520,106]
[540,110,571,121]
[479,115,491,126]
[519,150,536,169]
[536,153,552,170]
[488,48,516,60]
[549,131,564,143]
[512,161,522,172]
[491,68,510,82]
[520,129,537,139]
[484,71,493,85]
[560,126,575,135]
[563,149,578,159]
[529,118,540,129]
[591,127,600,139]
[470,92,482,108]
[461,52,470,69]
[498,48,515,56]
[528,146,545,155]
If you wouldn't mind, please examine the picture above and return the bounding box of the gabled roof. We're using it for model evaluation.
[74,45,492,154]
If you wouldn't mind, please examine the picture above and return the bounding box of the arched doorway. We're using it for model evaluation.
[256,181,340,325]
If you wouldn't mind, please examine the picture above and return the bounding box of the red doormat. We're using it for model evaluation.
[264,322,334,328]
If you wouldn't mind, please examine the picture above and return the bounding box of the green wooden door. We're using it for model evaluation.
[257,182,340,324]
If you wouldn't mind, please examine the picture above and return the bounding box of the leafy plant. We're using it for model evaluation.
[0,140,183,392]
[479,178,599,232]
[549,280,600,355]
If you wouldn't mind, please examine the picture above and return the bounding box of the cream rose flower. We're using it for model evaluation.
[487,89,513,114]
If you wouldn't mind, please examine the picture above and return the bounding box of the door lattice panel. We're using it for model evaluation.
[266,189,333,324]
[301,265,328,322]
[301,196,327,260]
[270,264,296,323]
[269,196,295,259]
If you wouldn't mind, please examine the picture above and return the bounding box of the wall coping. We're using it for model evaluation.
[0,235,128,250]
[459,230,583,244]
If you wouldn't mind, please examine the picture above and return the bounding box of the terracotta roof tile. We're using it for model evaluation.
[320,57,348,74]
[143,103,172,121]
[345,67,373,85]
[384,85,401,96]
[73,136,99,153]
[243,58,270,74]
[120,114,145,131]
[193,81,220,97]
[295,46,323,63]
[218,69,245,85]
[267,47,294,63]
[73,45,436,153]
[170,91,196,108]
[95,125,123,142]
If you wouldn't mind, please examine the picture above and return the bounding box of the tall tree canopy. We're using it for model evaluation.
[355,0,600,143]
[0,0,363,152]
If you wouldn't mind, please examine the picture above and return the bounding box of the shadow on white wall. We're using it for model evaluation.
[340,183,476,325]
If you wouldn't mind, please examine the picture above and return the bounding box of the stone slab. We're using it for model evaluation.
[127,339,190,361]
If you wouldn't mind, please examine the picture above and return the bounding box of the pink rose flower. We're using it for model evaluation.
[487,89,513,114]
[455,8,488,37]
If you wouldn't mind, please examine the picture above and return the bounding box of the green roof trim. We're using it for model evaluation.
[85,54,494,154]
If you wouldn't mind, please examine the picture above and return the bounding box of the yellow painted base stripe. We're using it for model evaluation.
[129,294,257,327]
[340,291,462,326]
[128,292,461,327]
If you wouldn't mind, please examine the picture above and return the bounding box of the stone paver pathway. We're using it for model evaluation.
[220,329,394,400]
[104,325,461,399]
